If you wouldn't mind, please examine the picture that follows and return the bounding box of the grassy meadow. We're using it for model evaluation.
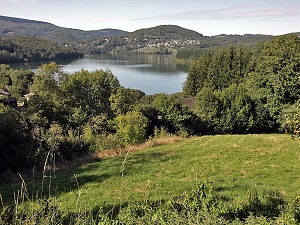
[0,134,300,224]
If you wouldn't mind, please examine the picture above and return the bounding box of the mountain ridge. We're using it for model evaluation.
[0,15,127,45]
[0,15,281,55]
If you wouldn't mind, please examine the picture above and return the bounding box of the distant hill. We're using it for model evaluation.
[0,15,280,55]
[0,15,127,45]
[83,25,206,54]
[127,25,203,39]
[83,25,274,54]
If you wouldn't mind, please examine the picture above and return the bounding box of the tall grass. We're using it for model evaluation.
[1,134,300,224]
[1,180,300,224]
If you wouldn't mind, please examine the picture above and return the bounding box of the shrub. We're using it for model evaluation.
[115,110,148,146]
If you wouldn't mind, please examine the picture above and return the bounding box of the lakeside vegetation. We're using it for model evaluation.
[0,36,83,64]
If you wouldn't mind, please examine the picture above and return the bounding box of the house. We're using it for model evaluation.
[181,98,195,109]
[0,89,17,107]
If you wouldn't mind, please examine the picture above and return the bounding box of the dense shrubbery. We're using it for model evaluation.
[183,34,300,134]
[1,62,196,172]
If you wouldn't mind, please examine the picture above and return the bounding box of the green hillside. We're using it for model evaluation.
[127,25,203,39]
[84,25,274,54]
[1,134,299,223]
[0,36,83,63]
[0,15,127,45]
[0,15,276,55]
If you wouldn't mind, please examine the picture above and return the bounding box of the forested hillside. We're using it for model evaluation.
[81,26,273,54]
[175,34,273,61]
[0,15,127,45]
[0,36,83,63]
[0,15,276,55]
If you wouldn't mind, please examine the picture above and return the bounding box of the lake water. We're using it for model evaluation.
[11,54,189,95]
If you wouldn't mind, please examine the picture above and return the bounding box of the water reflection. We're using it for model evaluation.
[10,54,189,94]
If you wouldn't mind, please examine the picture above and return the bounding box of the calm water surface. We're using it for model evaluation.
[11,54,189,95]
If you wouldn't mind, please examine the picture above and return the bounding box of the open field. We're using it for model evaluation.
[0,134,299,223]
[1,134,299,208]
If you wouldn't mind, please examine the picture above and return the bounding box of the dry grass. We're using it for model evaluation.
[93,135,183,160]
[50,135,183,171]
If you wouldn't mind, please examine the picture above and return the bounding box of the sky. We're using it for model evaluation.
[1,0,300,36]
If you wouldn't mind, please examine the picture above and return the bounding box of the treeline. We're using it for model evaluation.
[0,36,83,64]
[0,63,200,172]
[176,34,273,61]
[183,34,300,134]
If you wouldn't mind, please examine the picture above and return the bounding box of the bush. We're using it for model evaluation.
[115,111,148,146]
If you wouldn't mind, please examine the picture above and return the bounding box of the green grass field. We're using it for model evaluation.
[0,134,299,223]
[1,134,299,209]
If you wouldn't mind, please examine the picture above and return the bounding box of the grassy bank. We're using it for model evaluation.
[0,134,300,224]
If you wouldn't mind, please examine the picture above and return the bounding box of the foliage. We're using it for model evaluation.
[60,68,120,117]
[247,34,300,119]
[110,87,145,115]
[0,36,83,63]
[0,105,36,171]
[183,45,252,96]
[184,34,300,134]
[195,84,257,134]
[148,93,201,135]
[0,64,124,172]
[115,110,148,146]
[280,100,300,137]
[176,34,272,61]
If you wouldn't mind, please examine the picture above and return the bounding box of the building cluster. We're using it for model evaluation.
[89,37,201,53]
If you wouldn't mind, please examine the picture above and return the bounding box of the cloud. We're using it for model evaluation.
[133,5,300,21]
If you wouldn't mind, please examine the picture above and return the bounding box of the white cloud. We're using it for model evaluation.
[133,5,300,21]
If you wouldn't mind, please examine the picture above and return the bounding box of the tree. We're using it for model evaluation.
[183,45,252,97]
[110,87,144,115]
[0,105,36,172]
[151,93,201,135]
[280,100,300,136]
[194,87,221,133]
[183,55,210,97]
[60,69,120,118]
[28,62,66,125]
[0,64,12,89]
[9,69,34,97]
[195,84,256,134]
[116,110,148,146]
[248,34,300,119]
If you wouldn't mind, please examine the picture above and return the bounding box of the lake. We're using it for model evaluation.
[11,54,189,95]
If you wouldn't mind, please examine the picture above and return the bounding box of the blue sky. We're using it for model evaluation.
[1,0,300,36]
